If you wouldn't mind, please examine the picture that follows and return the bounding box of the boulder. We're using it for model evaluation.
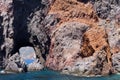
[5,61,23,73]
[27,59,44,71]
[62,50,110,76]
[4,53,27,73]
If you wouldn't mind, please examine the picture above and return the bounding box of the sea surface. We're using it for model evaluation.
[0,69,120,80]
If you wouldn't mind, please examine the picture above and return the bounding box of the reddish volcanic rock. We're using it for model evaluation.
[45,0,113,76]
[0,0,120,76]
[46,0,99,35]
[46,22,89,70]
[45,22,112,76]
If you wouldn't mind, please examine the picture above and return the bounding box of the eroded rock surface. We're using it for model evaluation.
[0,0,120,76]
[4,53,26,73]
[46,21,112,76]
[92,0,120,19]
[46,22,89,70]
[0,0,52,69]
[45,0,113,76]
[0,0,14,65]
[112,52,120,72]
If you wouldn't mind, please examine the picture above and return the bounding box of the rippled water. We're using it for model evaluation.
[0,69,120,80]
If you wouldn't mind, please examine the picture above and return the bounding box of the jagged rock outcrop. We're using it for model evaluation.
[0,0,52,69]
[94,0,120,73]
[45,0,119,76]
[12,0,51,63]
[46,21,112,76]
[112,52,120,72]
[4,53,27,73]
[91,0,120,19]
[0,0,120,76]
[0,0,14,65]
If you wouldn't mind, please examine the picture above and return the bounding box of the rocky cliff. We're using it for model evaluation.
[0,0,51,72]
[0,0,120,76]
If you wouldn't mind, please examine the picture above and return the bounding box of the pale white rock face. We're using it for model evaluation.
[19,46,36,60]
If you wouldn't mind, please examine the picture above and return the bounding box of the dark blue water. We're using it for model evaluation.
[0,69,120,80]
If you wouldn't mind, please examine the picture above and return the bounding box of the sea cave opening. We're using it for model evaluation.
[19,46,36,65]
[12,41,38,65]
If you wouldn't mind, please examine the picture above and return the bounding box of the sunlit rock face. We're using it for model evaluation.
[45,0,111,76]
[0,0,120,76]
[45,21,111,76]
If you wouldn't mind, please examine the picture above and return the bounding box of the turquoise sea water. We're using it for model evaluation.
[0,69,120,80]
